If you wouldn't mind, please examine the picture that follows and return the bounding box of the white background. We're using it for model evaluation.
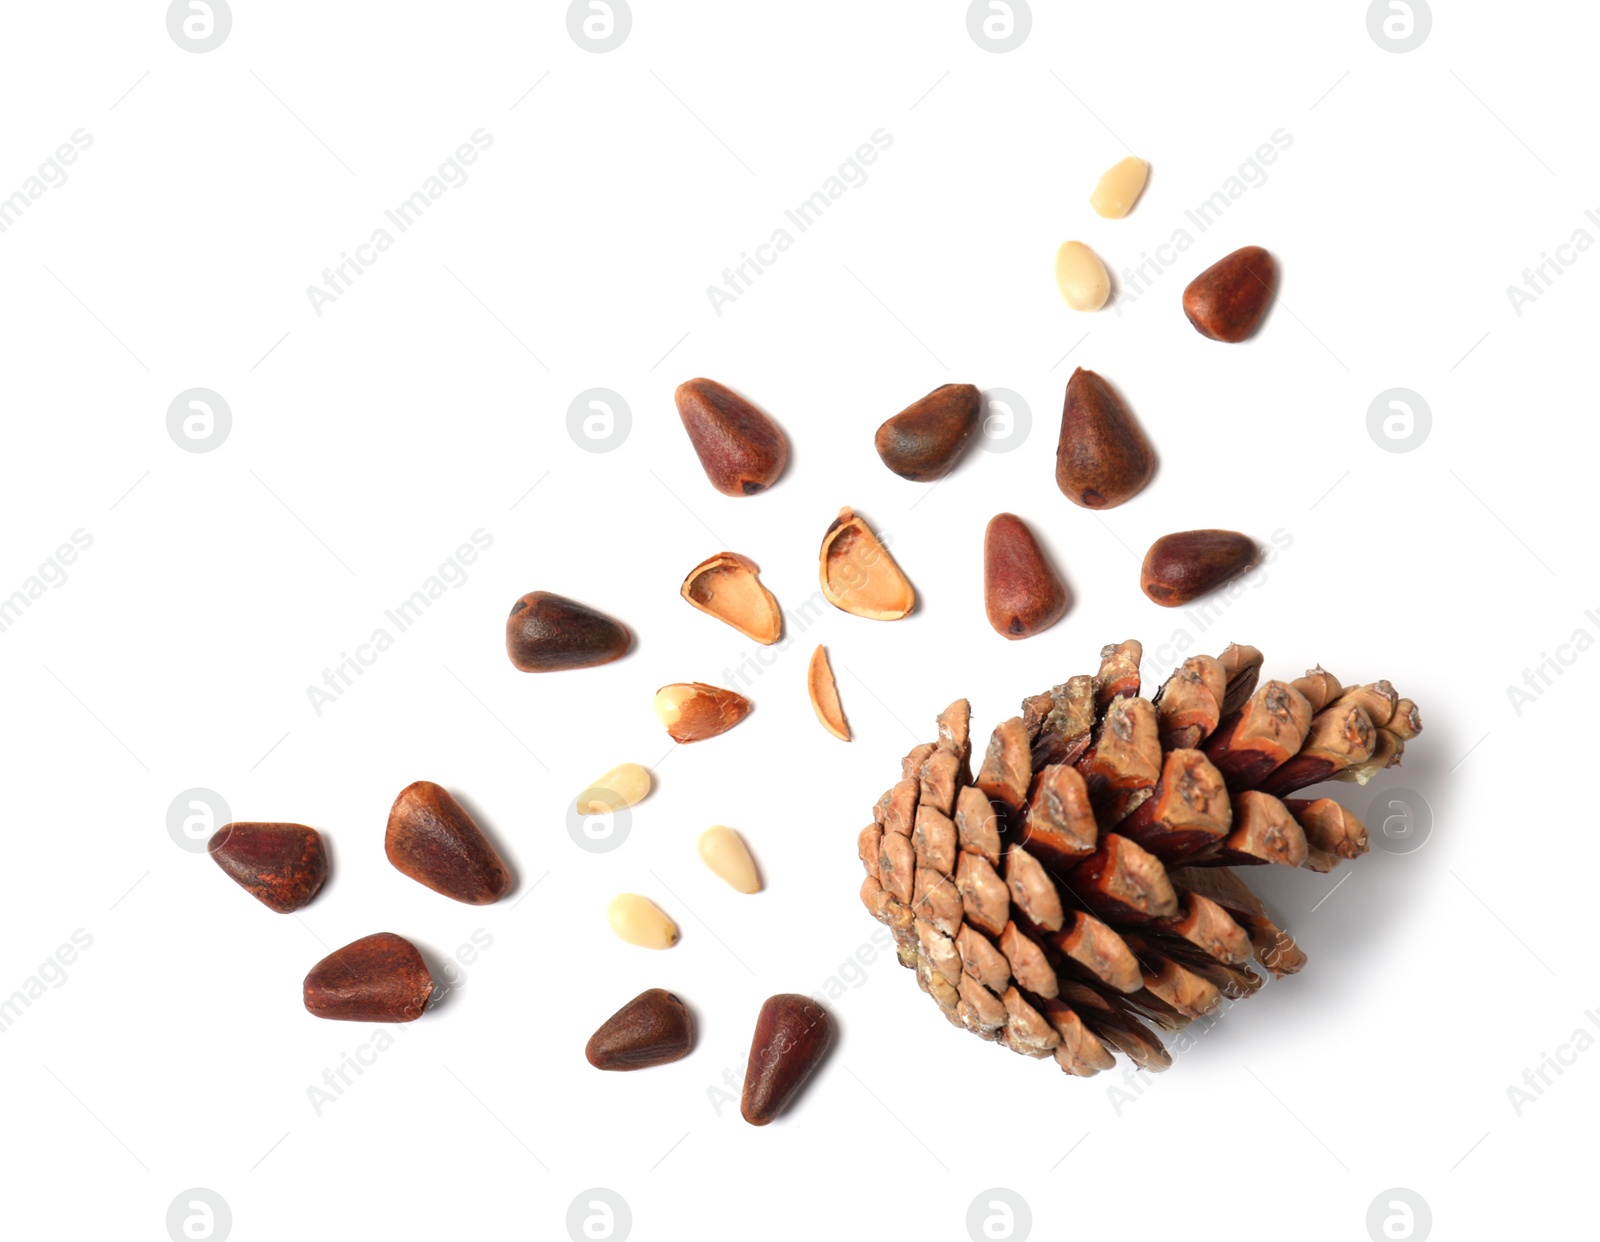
[0,2,1591,1239]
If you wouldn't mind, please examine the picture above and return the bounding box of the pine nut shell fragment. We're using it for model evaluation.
[607,894,680,949]
[681,552,782,645]
[699,825,762,893]
[807,645,851,740]
[819,507,915,620]
[654,682,752,743]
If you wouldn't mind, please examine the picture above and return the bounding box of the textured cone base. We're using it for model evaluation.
[857,640,1422,1078]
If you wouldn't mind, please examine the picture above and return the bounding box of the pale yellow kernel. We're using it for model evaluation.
[1090,156,1149,219]
[576,763,651,815]
[698,826,761,894]
[1054,241,1111,311]
[607,894,679,948]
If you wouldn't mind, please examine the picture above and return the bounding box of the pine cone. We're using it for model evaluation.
[857,640,1422,1077]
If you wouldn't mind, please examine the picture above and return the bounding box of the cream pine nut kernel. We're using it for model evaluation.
[576,763,651,814]
[607,894,680,948]
[698,826,762,893]
[1054,241,1111,311]
[1089,156,1149,219]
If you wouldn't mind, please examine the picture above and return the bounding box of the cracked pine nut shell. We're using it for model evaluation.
[680,552,782,645]
[675,378,789,496]
[1055,367,1156,510]
[506,591,632,672]
[819,507,915,620]
[1183,245,1276,343]
[576,763,651,815]
[1054,241,1111,311]
[699,825,762,893]
[983,513,1069,640]
[806,645,851,741]
[873,383,982,482]
[1141,530,1259,607]
[1090,156,1149,219]
[607,894,680,949]
[654,682,752,743]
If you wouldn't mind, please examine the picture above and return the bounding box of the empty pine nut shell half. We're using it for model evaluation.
[819,507,915,620]
[654,682,752,743]
[680,552,782,645]
[807,645,851,741]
